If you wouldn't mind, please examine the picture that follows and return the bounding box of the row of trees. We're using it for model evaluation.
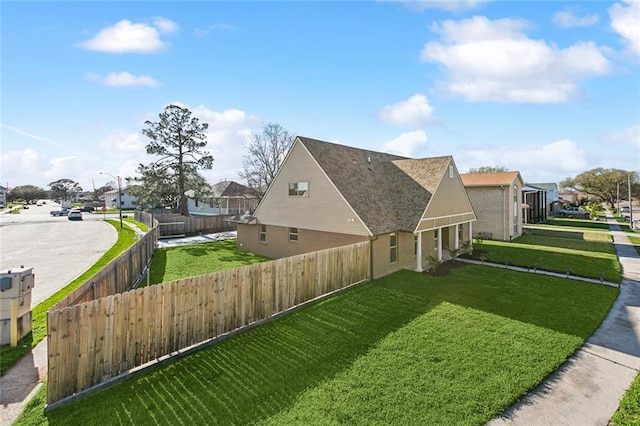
[7,180,114,204]
[6,105,293,214]
[12,104,635,215]
[561,168,639,208]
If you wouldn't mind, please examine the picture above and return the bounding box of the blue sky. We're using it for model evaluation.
[2,0,639,192]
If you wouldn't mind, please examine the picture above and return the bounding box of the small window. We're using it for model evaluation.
[289,227,298,242]
[414,234,418,256]
[458,225,463,242]
[288,182,309,197]
[390,232,397,264]
[259,224,267,243]
[449,165,454,178]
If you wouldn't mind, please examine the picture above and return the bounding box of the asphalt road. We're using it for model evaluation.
[0,202,117,307]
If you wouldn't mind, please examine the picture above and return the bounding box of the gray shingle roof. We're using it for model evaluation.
[298,137,451,235]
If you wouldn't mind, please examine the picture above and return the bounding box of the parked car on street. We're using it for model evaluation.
[557,206,590,219]
[80,206,95,213]
[67,209,83,221]
[50,207,70,217]
[620,206,631,216]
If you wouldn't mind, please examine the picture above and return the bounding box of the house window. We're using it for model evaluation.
[414,234,418,256]
[458,225,463,242]
[259,224,267,243]
[289,227,298,242]
[449,165,454,178]
[195,199,199,207]
[288,181,309,197]
[390,232,397,264]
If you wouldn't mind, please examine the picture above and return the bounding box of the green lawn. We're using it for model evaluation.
[17,266,617,425]
[472,233,621,283]
[612,373,640,425]
[0,220,138,376]
[148,239,271,285]
[536,218,612,231]
[628,235,640,257]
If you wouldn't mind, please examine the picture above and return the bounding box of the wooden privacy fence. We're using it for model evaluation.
[52,226,159,310]
[46,241,370,405]
[153,213,236,237]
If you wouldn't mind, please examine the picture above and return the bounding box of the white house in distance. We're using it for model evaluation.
[104,188,138,210]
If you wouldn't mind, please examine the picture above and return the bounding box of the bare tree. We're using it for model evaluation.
[238,123,294,190]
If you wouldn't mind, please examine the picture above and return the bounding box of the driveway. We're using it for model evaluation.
[0,202,117,306]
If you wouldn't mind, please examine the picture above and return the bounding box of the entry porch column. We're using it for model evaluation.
[415,231,423,272]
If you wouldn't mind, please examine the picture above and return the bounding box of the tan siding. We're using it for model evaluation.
[254,141,370,236]
[237,223,367,259]
[416,161,476,233]
[422,161,475,219]
[371,232,417,279]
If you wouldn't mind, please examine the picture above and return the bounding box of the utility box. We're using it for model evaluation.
[0,267,35,347]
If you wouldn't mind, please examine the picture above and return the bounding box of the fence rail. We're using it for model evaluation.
[47,241,370,405]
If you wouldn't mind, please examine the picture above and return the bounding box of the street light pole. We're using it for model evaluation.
[100,171,123,229]
[629,173,634,229]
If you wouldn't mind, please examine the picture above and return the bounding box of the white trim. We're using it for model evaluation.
[420,212,475,222]
[415,231,423,272]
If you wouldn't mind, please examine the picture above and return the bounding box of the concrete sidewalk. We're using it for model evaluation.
[489,210,640,426]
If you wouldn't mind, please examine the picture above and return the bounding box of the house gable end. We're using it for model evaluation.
[253,138,371,236]
[417,158,476,232]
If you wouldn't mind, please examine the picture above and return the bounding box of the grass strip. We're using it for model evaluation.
[18,266,617,425]
[0,220,138,375]
[474,234,621,283]
[148,239,271,285]
[611,373,640,425]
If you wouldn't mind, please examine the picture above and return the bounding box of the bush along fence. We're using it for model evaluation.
[46,241,370,406]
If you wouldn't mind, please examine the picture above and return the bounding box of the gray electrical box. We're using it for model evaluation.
[0,267,35,346]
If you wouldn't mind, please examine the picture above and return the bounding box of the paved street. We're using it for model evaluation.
[0,202,117,306]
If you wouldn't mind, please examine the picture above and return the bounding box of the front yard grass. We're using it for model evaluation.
[17,266,618,425]
[628,235,640,257]
[472,233,621,283]
[148,239,271,285]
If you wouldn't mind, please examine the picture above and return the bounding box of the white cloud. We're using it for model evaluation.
[420,16,611,103]
[605,124,640,147]
[390,0,488,12]
[79,18,178,53]
[378,94,436,127]
[380,130,428,157]
[86,72,160,88]
[194,24,236,38]
[152,17,179,33]
[609,0,640,55]
[553,10,599,28]
[456,139,588,181]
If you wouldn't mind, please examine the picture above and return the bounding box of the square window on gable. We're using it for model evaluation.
[289,181,309,197]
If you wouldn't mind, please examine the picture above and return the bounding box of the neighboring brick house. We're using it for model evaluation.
[460,172,524,241]
[231,136,476,279]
